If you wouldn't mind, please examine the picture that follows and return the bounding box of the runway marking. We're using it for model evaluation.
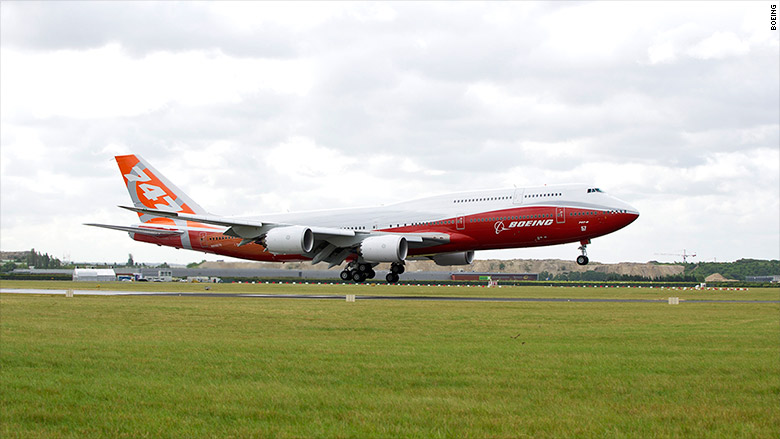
[2,289,778,304]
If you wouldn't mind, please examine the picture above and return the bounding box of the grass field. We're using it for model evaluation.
[1,282,778,438]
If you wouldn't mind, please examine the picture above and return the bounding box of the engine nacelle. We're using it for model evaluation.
[432,251,475,266]
[359,235,408,263]
[262,226,314,254]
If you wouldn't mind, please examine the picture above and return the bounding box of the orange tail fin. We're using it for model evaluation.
[115,155,207,222]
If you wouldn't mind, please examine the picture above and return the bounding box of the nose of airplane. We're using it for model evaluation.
[626,207,640,224]
[610,197,639,225]
[625,202,640,218]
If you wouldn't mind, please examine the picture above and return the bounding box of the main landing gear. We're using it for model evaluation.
[340,262,377,283]
[576,240,590,266]
[340,261,405,283]
[385,262,405,284]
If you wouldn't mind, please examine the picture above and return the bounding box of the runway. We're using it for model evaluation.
[2,288,778,304]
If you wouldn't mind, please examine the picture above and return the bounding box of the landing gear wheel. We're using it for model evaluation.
[357,263,371,273]
[386,273,400,283]
[390,262,405,274]
[577,240,590,266]
[366,269,376,279]
[351,270,367,283]
[340,270,351,281]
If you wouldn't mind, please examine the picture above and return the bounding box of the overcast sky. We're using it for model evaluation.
[1,1,778,266]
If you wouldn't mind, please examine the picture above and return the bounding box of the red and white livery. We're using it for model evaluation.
[87,155,640,283]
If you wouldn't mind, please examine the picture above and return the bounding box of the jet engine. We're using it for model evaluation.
[359,235,408,263]
[432,251,475,266]
[262,226,314,254]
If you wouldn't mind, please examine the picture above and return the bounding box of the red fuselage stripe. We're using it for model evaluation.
[132,206,638,262]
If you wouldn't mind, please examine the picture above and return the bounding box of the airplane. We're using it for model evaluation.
[87,154,640,283]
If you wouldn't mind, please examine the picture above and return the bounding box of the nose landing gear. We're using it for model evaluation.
[576,240,590,266]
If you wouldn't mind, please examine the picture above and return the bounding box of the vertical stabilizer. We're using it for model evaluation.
[115,155,207,221]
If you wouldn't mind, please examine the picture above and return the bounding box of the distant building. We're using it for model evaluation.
[73,268,116,282]
[155,270,173,282]
[746,275,780,283]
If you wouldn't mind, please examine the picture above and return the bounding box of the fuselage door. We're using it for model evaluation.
[456,215,465,230]
[512,188,525,205]
[556,207,565,224]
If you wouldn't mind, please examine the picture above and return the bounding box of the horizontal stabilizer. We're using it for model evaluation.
[85,223,184,237]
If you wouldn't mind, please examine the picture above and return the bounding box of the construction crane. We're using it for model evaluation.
[655,249,697,263]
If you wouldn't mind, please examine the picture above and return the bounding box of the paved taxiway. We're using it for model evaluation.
[2,289,777,304]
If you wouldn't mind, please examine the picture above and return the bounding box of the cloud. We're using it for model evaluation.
[688,31,750,60]
[1,44,314,120]
[1,1,777,264]
[0,2,297,58]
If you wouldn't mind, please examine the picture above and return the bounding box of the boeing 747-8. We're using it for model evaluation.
[87,155,639,283]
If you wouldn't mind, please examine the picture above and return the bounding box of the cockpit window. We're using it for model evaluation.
[587,188,604,193]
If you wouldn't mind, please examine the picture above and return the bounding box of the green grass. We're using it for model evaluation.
[1,286,778,438]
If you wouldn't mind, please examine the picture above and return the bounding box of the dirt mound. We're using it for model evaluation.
[407,259,683,279]
[198,259,683,279]
[704,273,737,282]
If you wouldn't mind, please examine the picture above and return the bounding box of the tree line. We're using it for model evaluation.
[539,258,779,282]
[1,249,64,272]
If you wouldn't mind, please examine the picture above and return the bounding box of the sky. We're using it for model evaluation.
[1,1,778,266]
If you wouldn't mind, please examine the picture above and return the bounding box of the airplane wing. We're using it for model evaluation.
[85,223,185,237]
[119,206,452,266]
[119,205,357,239]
